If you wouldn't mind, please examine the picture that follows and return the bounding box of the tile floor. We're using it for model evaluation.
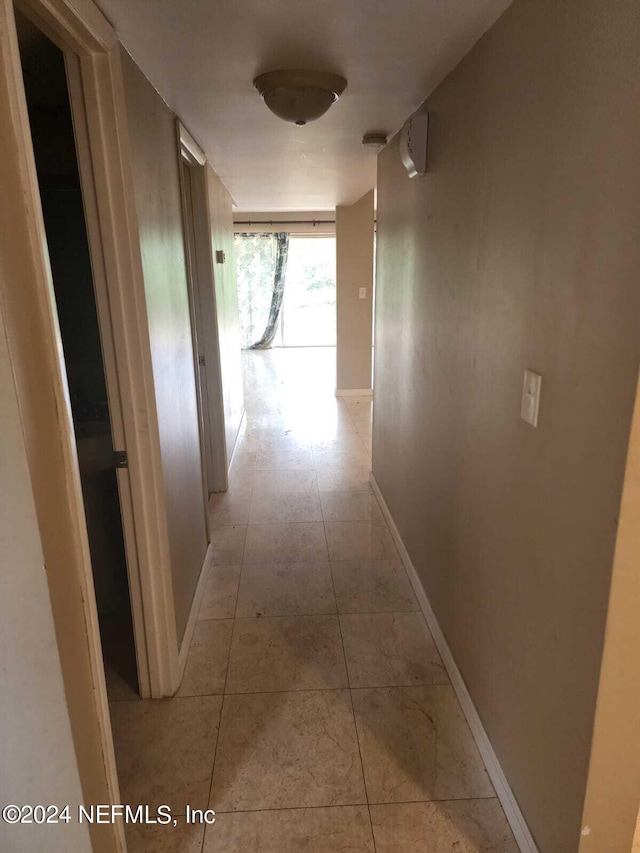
[110,347,518,852]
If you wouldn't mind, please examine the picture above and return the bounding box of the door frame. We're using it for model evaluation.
[11,0,180,698]
[64,49,152,700]
[177,120,229,494]
[1,0,179,846]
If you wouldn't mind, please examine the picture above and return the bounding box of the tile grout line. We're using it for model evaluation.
[327,541,377,851]
[202,458,250,851]
[336,413,380,851]
[175,793,502,821]
[111,680,456,705]
[227,606,420,621]
[225,680,457,697]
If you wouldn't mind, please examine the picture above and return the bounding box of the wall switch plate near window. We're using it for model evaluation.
[359,287,367,299]
[521,369,542,427]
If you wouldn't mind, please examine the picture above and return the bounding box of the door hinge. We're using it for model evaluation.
[198,355,206,366]
[113,450,128,469]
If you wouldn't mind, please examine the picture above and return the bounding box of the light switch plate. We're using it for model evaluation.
[359,287,367,299]
[521,369,542,427]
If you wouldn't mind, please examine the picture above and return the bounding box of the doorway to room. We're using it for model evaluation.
[177,128,229,497]
[15,9,139,697]
[235,232,336,350]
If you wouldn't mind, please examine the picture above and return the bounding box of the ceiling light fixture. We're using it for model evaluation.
[253,69,347,126]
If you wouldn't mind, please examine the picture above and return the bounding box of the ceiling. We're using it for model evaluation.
[95,0,513,212]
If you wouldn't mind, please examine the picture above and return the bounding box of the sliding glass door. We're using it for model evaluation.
[279,237,336,347]
[235,233,336,348]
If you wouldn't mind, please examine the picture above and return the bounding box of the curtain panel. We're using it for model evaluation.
[234,232,289,349]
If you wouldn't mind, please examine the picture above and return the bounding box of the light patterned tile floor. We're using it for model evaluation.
[112,347,516,853]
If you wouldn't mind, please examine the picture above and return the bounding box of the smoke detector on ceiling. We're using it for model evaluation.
[362,132,388,148]
[253,69,347,126]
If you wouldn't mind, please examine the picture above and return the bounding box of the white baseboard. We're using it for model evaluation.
[370,473,539,853]
[177,542,213,676]
[335,388,373,397]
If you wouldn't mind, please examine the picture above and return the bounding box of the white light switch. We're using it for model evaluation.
[359,287,367,300]
[521,370,542,427]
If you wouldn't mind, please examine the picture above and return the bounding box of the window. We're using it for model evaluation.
[235,233,336,348]
[280,237,336,347]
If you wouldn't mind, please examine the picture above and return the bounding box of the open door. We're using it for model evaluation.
[15,8,148,698]
[177,122,229,495]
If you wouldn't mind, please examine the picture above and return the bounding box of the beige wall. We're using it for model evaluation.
[372,0,640,851]
[0,304,91,853]
[336,189,375,392]
[121,50,208,643]
[207,167,245,463]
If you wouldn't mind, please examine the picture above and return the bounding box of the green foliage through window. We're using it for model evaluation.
[234,234,336,348]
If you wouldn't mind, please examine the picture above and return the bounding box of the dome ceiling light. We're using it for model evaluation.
[253,69,347,126]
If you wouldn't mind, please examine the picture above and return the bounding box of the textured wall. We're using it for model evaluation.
[121,50,208,643]
[372,0,640,850]
[336,189,375,391]
[207,166,245,463]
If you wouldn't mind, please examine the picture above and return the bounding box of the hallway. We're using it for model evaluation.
[108,347,517,852]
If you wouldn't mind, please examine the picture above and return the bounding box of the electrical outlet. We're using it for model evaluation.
[521,370,542,427]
